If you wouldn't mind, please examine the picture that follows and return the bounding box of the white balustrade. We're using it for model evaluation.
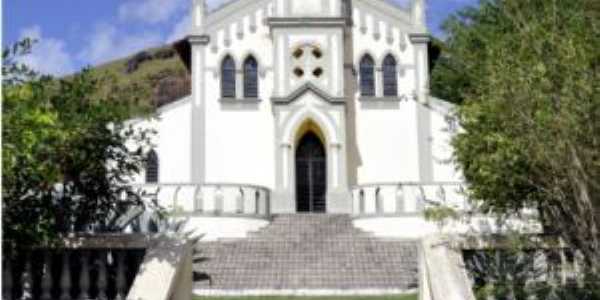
[1,234,161,300]
[352,182,469,216]
[131,183,272,218]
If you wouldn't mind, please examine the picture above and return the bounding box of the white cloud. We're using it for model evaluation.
[78,23,163,65]
[17,26,76,76]
[119,0,187,24]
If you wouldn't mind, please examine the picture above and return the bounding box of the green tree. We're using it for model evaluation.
[433,0,600,273]
[2,40,156,253]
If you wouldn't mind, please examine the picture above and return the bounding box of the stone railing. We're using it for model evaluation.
[2,234,193,300]
[131,183,271,219]
[351,182,470,216]
[420,235,586,300]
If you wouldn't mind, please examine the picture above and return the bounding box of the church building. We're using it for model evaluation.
[130,0,482,241]
[124,0,544,295]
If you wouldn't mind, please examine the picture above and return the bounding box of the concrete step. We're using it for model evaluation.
[193,214,419,293]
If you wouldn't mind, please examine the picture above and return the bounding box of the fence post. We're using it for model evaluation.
[78,251,91,300]
[41,251,53,300]
[96,252,108,300]
[21,253,33,300]
[115,251,126,300]
[59,252,72,300]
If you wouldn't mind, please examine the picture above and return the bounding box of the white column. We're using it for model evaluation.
[236,70,244,99]
[331,144,341,188]
[282,144,292,188]
[375,67,383,98]
[190,30,209,182]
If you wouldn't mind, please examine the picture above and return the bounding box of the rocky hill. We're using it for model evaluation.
[89,42,191,113]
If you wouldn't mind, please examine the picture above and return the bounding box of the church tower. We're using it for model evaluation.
[268,0,352,213]
[268,0,347,98]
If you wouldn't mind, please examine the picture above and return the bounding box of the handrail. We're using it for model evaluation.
[352,181,464,189]
[130,182,271,191]
[130,182,272,219]
[351,182,470,216]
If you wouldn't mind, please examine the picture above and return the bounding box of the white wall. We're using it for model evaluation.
[184,217,269,241]
[351,3,422,185]
[354,216,543,240]
[203,3,276,188]
[128,98,192,184]
[429,98,463,182]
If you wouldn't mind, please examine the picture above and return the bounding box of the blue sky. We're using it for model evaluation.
[3,0,477,76]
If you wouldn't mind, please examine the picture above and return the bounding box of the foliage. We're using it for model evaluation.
[434,0,600,273]
[465,247,600,300]
[2,39,156,253]
[423,205,459,228]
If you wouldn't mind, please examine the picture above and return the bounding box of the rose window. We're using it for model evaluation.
[291,44,324,79]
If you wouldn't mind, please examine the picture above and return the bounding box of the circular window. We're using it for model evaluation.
[294,68,305,78]
[312,48,323,59]
[312,68,323,78]
[293,48,304,59]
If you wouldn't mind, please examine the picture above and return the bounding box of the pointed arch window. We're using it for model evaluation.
[221,55,236,98]
[383,54,398,96]
[145,150,159,183]
[243,56,258,98]
[359,55,375,97]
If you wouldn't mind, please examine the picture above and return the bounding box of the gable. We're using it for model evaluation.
[205,0,273,30]
[272,83,345,105]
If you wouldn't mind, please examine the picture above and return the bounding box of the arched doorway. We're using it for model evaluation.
[295,131,327,212]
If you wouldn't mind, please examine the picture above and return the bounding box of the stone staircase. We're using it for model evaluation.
[193,214,419,293]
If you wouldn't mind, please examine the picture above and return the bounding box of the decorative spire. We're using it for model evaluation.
[192,0,206,35]
[411,0,426,29]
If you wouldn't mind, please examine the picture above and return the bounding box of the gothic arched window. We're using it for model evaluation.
[383,54,398,96]
[243,56,258,98]
[360,55,375,97]
[145,150,159,183]
[221,55,236,98]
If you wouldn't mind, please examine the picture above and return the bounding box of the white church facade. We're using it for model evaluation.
[130,0,533,240]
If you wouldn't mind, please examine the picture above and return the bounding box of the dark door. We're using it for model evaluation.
[296,132,327,213]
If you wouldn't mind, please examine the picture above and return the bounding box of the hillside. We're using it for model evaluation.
[88,43,191,113]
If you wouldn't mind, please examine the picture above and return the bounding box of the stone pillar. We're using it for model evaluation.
[190,0,210,183]
[410,31,433,182]
[236,70,244,99]
[375,67,383,98]
[410,33,430,104]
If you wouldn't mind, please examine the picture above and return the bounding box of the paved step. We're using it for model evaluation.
[193,214,419,292]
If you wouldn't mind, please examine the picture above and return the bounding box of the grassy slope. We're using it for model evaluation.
[194,296,418,300]
[86,45,189,114]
